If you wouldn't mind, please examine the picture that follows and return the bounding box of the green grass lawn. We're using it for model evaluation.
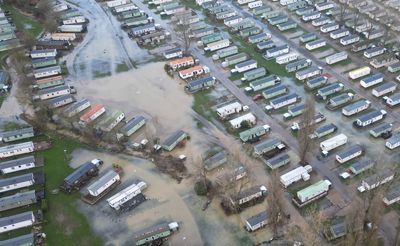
[0,95,5,108]
[116,63,129,73]
[192,90,213,120]
[1,4,44,38]
[41,135,102,246]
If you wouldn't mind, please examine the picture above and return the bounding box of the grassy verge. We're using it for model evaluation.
[93,71,112,79]
[1,4,44,38]
[0,95,5,108]
[192,90,213,120]
[41,135,102,246]
[116,63,129,73]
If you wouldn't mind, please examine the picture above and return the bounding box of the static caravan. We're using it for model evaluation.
[112,3,137,14]
[342,100,371,116]
[163,47,183,60]
[248,33,271,44]
[351,41,370,53]
[231,59,257,73]
[63,98,91,117]
[264,153,290,169]
[300,33,317,43]
[310,123,337,139]
[221,52,248,67]
[296,7,314,16]
[383,187,400,205]
[261,10,280,20]
[336,145,363,164]
[348,160,374,176]
[0,127,34,143]
[212,46,239,60]
[224,16,243,27]
[238,0,256,5]
[192,27,215,38]
[358,169,394,192]
[48,94,75,108]
[365,29,384,40]
[325,51,348,65]
[330,28,350,39]
[266,93,300,111]
[200,33,224,46]
[256,40,275,51]
[0,156,35,174]
[276,52,298,65]
[302,11,321,22]
[87,170,120,197]
[106,182,147,210]
[295,66,323,80]
[33,65,62,79]
[0,190,37,212]
[79,104,106,125]
[320,134,347,156]
[327,93,353,108]
[204,152,227,171]
[372,82,397,97]
[58,24,86,33]
[31,57,57,69]
[320,22,339,33]
[241,67,267,81]
[185,76,216,92]
[0,173,35,193]
[246,75,281,92]
[364,46,386,59]
[306,76,328,90]
[315,1,335,11]
[283,103,305,119]
[34,75,65,90]
[204,39,230,52]
[268,15,289,26]
[239,125,270,142]
[253,138,285,155]
[286,58,312,73]
[51,32,77,41]
[277,20,298,31]
[388,62,400,73]
[280,165,312,188]
[295,180,331,205]
[265,44,289,59]
[216,101,243,118]
[315,82,344,100]
[215,10,237,20]
[229,113,256,128]
[386,133,400,150]
[262,84,288,99]
[348,66,371,80]
[120,116,146,136]
[129,24,157,37]
[37,85,72,100]
[62,16,86,25]
[248,1,263,9]
[162,130,188,151]
[0,212,35,234]
[168,56,195,71]
[30,49,57,59]
[369,122,393,138]
[239,26,261,38]
[305,39,326,51]
[107,0,130,8]
[340,34,359,46]
[287,1,308,11]
[179,65,209,79]
[98,111,125,132]
[245,211,268,232]
[253,6,271,16]
[353,110,387,128]
[312,16,332,27]
[384,93,400,107]
[370,55,399,69]
[280,0,298,6]
[359,73,384,88]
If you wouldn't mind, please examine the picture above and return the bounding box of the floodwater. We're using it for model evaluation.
[71,149,256,246]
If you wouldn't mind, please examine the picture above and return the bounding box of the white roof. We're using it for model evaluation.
[216,101,242,114]
[280,166,310,183]
[229,113,255,126]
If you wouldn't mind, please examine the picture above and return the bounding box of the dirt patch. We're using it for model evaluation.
[54,206,78,236]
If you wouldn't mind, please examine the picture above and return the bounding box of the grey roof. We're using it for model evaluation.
[250,75,278,86]
[187,76,215,88]
[246,211,268,227]
[357,110,384,123]
[361,73,384,84]
[364,46,385,54]
[63,98,90,114]
[301,32,317,39]
[350,160,373,173]
[329,93,352,104]
[387,132,400,145]
[0,127,34,139]
[256,40,274,49]
[370,122,393,135]
[387,93,400,102]
[0,173,34,188]
[373,81,397,92]
[270,93,298,105]
[254,138,282,153]
[33,65,61,74]
[38,85,70,96]
[286,58,310,69]
[64,162,96,186]
[336,145,363,159]
[163,47,182,56]
[277,20,297,28]
[0,156,35,170]
[330,219,346,238]
[236,59,257,69]
[321,22,338,29]
[343,100,369,112]
[385,186,400,202]
[341,34,358,42]
[0,233,34,246]
[31,49,56,55]
[296,66,321,77]
[31,57,56,65]
[131,23,155,32]
[0,211,34,228]
[0,190,36,208]
[87,170,118,193]
[236,186,262,200]
[363,169,394,186]
[263,84,286,95]
[307,39,326,46]
[266,44,289,54]
[120,116,146,133]
[36,39,69,46]
[192,27,215,35]
[162,130,187,147]
[48,95,74,105]
[248,32,269,41]
[204,152,227,169]
[315,123,336,135]
[266,153,290,167]
[331,28,348,35]
[318,82,342,94]
[288,103,305,113]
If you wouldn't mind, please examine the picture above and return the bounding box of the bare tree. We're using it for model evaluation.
[266,170,286,237]
[20,31,36,48]
[174,11,192,56]
[303,204,324,246]
[338,4,347,26]
[297,97,316,164]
